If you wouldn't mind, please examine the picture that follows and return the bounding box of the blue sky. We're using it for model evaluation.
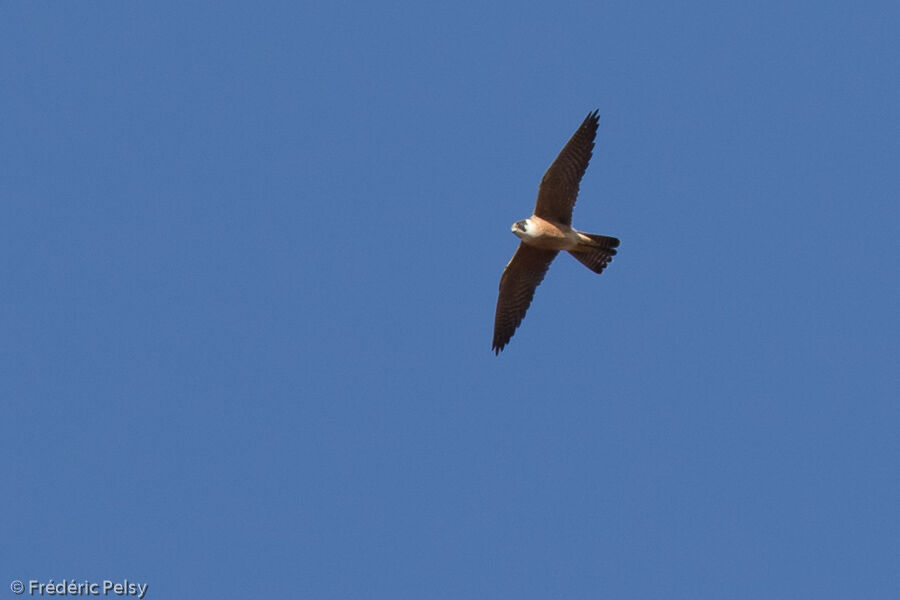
[2,2,899,598]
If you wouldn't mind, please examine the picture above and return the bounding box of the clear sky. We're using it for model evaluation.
[2,2,899,598]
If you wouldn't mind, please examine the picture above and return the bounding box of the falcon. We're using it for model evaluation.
[492,110,620,354]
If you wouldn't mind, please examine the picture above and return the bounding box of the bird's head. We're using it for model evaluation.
[511,219,530,239]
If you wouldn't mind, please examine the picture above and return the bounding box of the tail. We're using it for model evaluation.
[568,233,619,274]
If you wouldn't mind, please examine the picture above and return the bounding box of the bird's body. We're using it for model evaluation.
[512,216,594,250]
[492,111,620,354]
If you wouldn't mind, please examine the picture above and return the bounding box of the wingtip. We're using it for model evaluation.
[579,110,600,131]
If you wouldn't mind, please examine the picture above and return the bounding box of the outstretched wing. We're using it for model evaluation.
[492,243,558,354]
[534,110,599,226]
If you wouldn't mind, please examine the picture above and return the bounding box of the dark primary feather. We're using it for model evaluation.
[492,243,558,354]
[534,110,600,226]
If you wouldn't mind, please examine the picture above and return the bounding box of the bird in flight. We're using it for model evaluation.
[492,110,620,354]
